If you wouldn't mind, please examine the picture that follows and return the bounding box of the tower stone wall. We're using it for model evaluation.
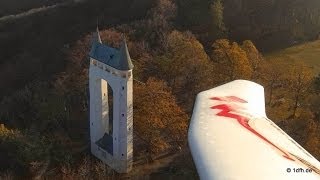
[89,29,133,173]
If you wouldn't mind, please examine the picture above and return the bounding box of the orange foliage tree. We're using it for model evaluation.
[241,40,264,79]
[156,30,218,112]
[133,77,188,157]
[211,39,253,81]
[305,121,320,160]
[286,62,314,118]
[257,59,288,106]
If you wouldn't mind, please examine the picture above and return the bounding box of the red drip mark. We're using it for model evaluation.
[211,97,294,161]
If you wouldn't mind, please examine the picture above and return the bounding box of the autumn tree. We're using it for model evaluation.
[155,30,219,112]
[211,39,253,81]
[133,78,188,158]
[257,59,288,106]
[314,73,320,93]
[286,62,314,118]
[305,130,320,161]
[309,75,320,121]
[241,40,264,79]
[157,31,209,84]
[308,94,320,123]
[303,119,320,160]
[99,29,125,48]
[54,32,93,97]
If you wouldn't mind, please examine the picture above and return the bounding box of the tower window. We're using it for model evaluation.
[122,86,124,90]
[110,54,114,59]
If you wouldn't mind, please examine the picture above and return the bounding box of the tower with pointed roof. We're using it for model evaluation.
[89,28,133,173]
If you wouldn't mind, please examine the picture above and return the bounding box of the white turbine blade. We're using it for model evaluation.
[188,80,320,180]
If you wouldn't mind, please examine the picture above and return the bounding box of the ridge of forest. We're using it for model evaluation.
[0,0,320,179]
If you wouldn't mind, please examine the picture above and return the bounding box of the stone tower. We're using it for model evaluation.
[88,28,133,173]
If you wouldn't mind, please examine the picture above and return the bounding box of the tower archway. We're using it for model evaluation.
[93,79,114,154]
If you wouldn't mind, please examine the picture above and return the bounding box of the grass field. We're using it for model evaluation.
[265,40,320,74]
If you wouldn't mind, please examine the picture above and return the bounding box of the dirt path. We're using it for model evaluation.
[0,2,69,22]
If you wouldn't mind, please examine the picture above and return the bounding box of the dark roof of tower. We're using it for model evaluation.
[89,38,134,71]
[118,39,134,70]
